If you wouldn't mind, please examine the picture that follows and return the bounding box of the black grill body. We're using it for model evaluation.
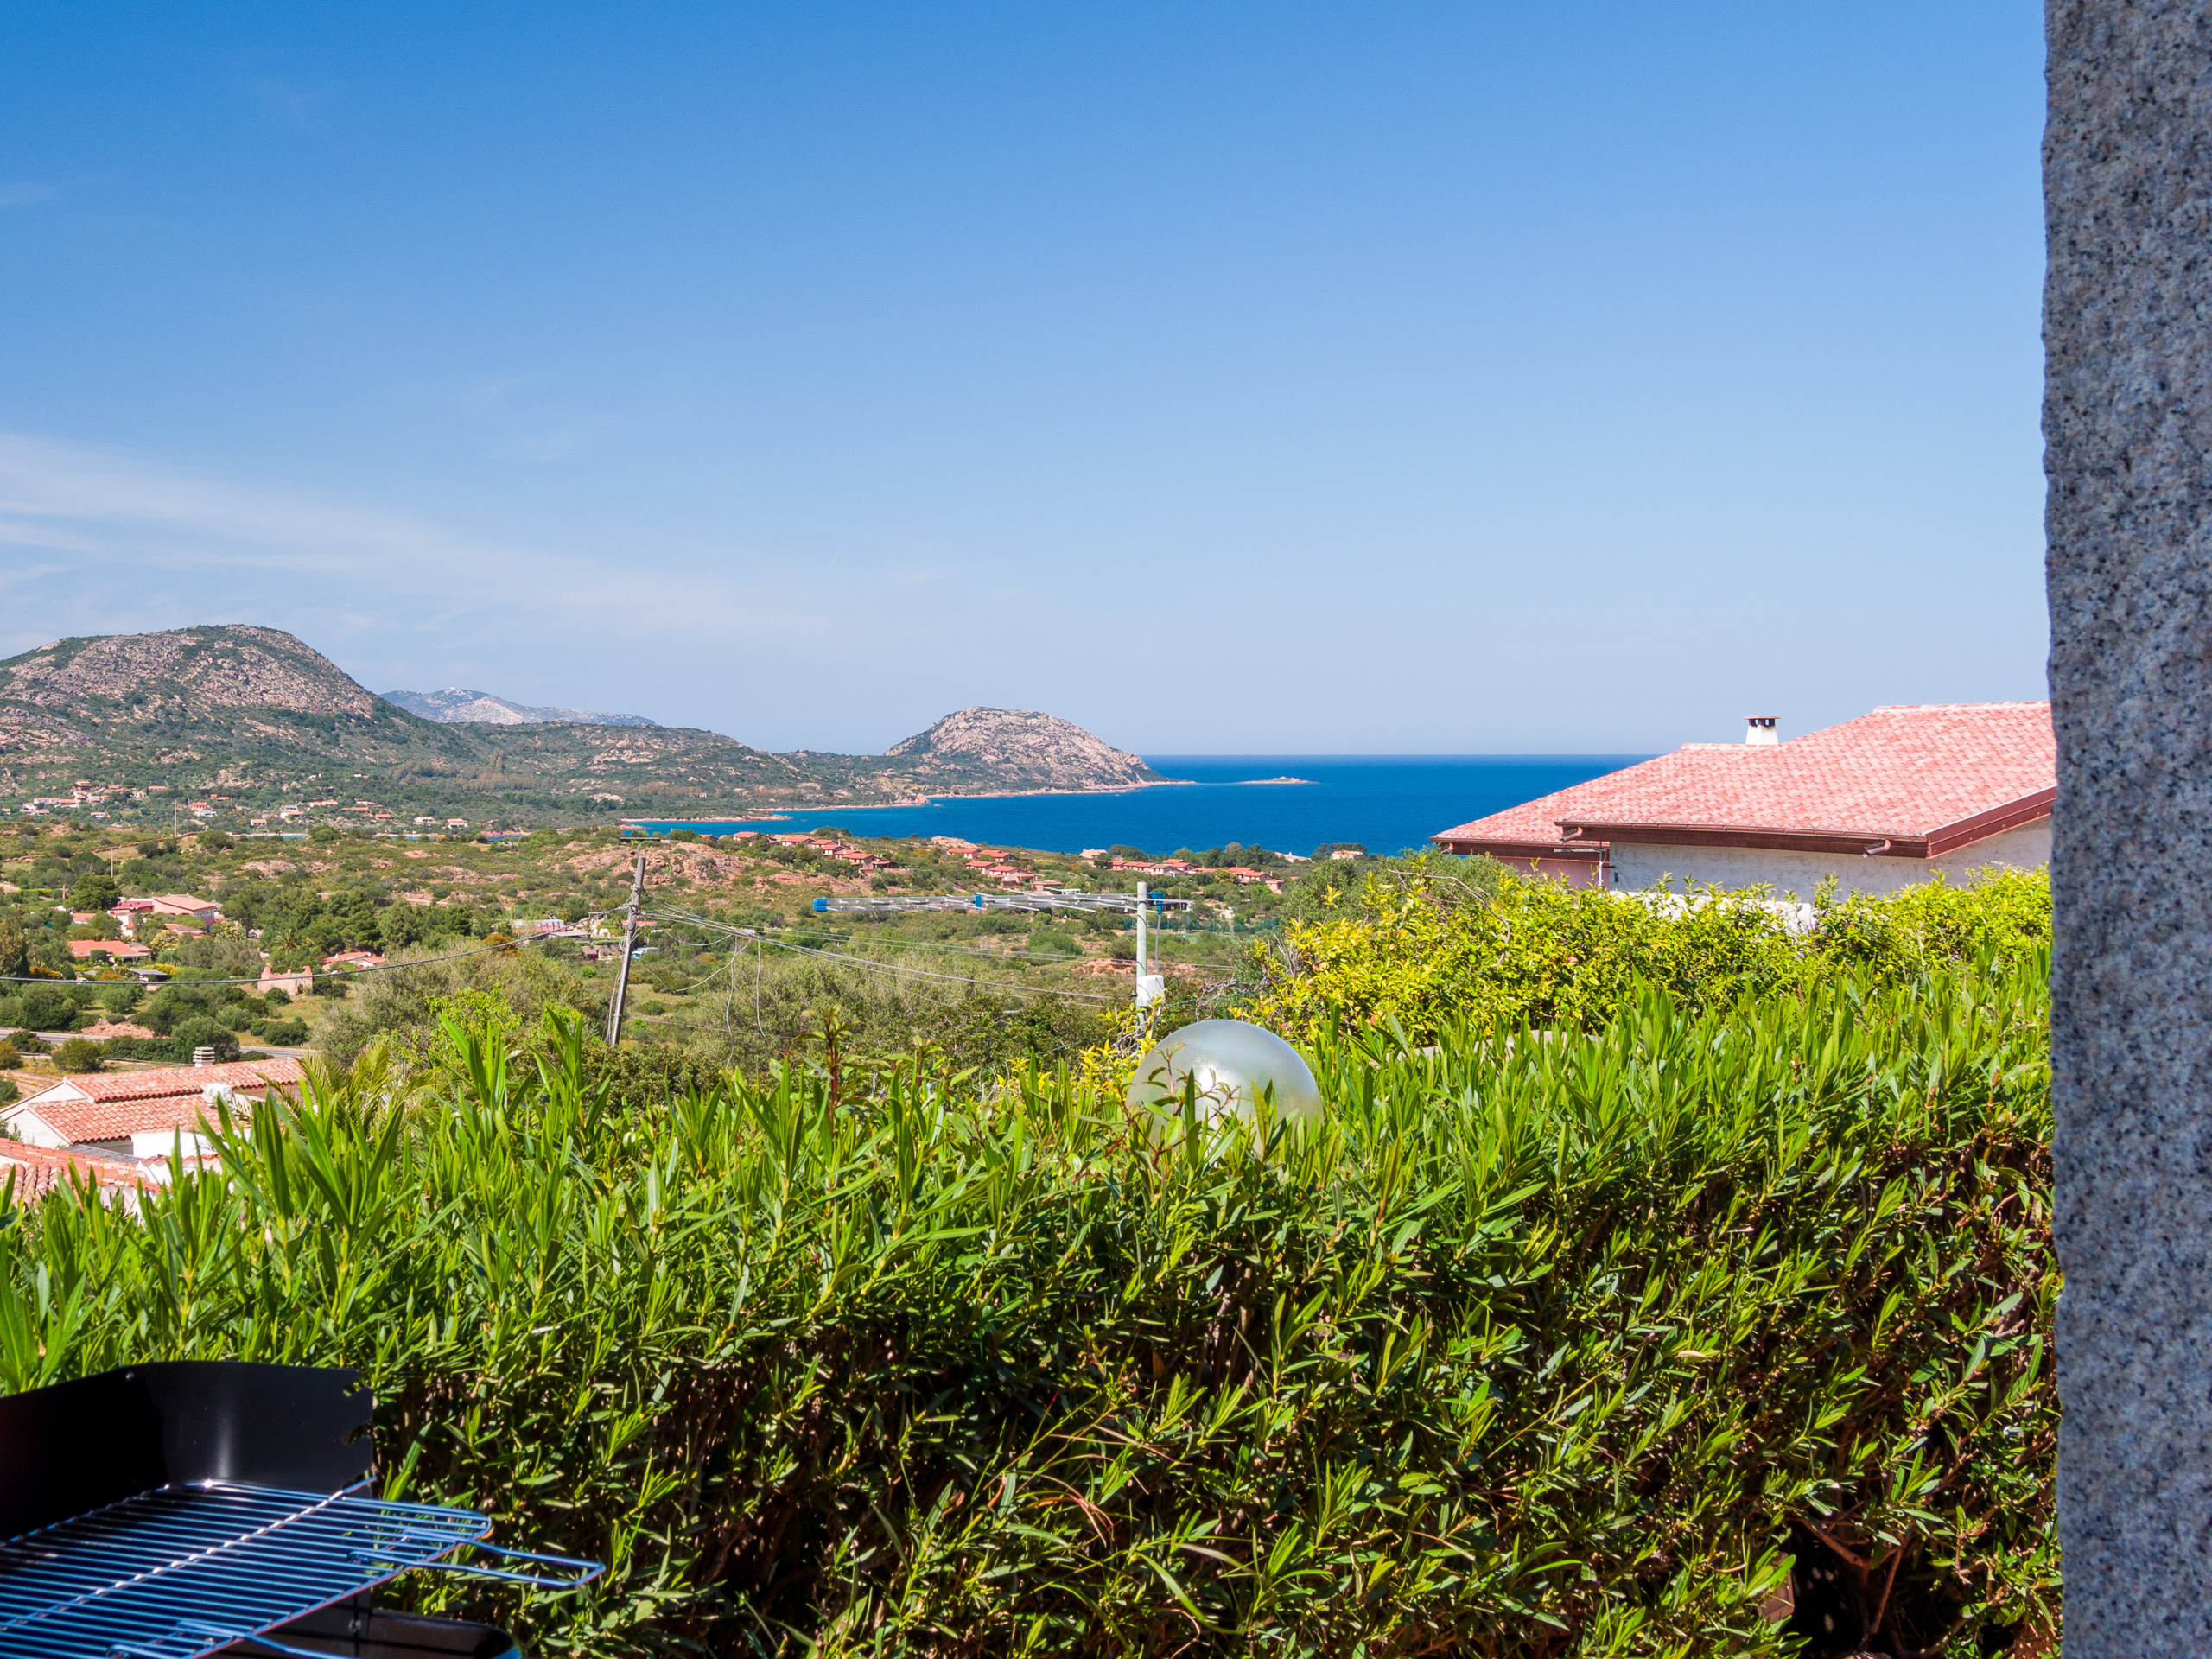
[260,1596,522,1658]
[0,1362,589,1659]
[0,1362,373,1541]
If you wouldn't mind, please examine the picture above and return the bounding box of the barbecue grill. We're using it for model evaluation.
[0,1362,601,1659]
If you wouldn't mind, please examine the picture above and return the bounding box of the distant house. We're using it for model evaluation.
[1433,703,2054,899]
[143,894,221,925]
[67,939,154,961]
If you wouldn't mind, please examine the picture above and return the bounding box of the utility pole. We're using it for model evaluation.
[605,850,645,1046]
[1135,880,1164,1020]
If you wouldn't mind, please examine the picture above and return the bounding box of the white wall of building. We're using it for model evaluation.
[1606,820,2050,899]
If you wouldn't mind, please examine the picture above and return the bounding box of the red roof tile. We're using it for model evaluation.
[1435,703,2054,861]
[0,1143,149,1203]
[16,1091,247,1146]
[17,1058,303,1103]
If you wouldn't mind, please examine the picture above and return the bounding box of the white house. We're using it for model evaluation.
[1433,702,2053,899]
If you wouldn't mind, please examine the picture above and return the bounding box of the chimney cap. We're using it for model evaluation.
[1743,715,1780,747]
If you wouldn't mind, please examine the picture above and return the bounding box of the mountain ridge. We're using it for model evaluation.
[384,686,658,728]
[0,626,1164,827]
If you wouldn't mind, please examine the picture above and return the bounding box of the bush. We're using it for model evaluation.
[1252,859,2051,1043]
[51,1037,103,1073]
[15,984,75,1033]
[98,1035,194,1064]
[0,963,2056,1656]
[0,1040,19,1070]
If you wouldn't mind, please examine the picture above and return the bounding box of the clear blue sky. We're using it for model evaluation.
[0,4,2046,755]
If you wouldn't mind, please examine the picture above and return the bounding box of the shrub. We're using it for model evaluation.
[0,962,2056,1656]
[97,1035,194,1064]
[1251,858,2051,1044]
[51,1037,103,1073]
[0,1040,19,1070]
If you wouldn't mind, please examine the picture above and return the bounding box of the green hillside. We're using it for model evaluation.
[0,626,1162,830]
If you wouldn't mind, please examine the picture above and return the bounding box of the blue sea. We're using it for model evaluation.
[626,755,1648,858]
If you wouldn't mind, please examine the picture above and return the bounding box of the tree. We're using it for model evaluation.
[68,871,121,912]
[0,912,25,980]
[52,1037,102,1073]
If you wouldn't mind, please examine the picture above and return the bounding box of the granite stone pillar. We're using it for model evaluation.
[2047,2,2212,1649]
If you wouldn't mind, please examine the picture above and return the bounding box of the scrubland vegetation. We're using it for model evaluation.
[0,851,2056,1656]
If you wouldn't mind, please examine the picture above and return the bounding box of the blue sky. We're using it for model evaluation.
[0,4,2045,755]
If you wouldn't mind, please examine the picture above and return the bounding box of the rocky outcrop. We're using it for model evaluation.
[884,707,1160,793]
[0,626,379,721]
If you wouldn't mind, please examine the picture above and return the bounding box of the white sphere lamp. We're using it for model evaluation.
[1124,1018,1324,1139]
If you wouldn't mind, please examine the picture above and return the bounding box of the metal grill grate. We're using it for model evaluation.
[0,1481,491,1659]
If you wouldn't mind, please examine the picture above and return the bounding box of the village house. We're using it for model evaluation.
[142,894,221,926]
[67,939,155,962]
[1433,702,2053,899]
[3,1058,306,1164]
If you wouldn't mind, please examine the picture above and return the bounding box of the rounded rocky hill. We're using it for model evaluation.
[883,707,1160,792]
[0,626,378,720]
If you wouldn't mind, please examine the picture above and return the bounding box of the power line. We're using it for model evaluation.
[0,932,562,990]
[643,905,1118,1003]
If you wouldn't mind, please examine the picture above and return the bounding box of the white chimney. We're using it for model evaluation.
[1745,715,1779,747]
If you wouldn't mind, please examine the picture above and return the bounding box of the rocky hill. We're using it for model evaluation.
[0,627,1162,828]
[384,687,657,727]
[884,706,1156,792]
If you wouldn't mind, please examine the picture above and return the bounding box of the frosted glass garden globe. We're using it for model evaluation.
[1124,1019,1324,1139]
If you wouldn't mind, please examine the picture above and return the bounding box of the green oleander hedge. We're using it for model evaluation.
[0,955,2056,1656]
[1252,861,2051,1044]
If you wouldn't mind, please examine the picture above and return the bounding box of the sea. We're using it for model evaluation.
[626,755,1649,858]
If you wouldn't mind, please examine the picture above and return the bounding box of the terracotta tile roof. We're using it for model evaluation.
[1434,703,2055,861]
[19,1058,303,1103]
[147,894,219,914]
[0,1143,149,1203]
[17,1091,246,1146]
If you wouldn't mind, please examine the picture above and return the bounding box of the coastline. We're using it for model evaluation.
[623,774,1214,827]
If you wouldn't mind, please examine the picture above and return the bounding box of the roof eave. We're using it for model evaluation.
[1557,789,2053,860]
[1431,836,1607,861]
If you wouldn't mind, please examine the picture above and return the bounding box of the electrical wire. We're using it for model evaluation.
[0,932,561,989]
[643,904,1118,1002]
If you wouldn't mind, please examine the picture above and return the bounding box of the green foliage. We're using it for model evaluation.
[0,912,26,981]
[50,1036,103,1073]
[14,983,78,1033]
[0,958,2055,1656]
[1252,859,2051,1044]
[67,871,120,912]
[0,1040,18,1070]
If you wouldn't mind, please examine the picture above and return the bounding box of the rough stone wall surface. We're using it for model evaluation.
[2046,3,2212,1649]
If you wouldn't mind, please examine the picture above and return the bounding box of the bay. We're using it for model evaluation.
[626,754,1647,857]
